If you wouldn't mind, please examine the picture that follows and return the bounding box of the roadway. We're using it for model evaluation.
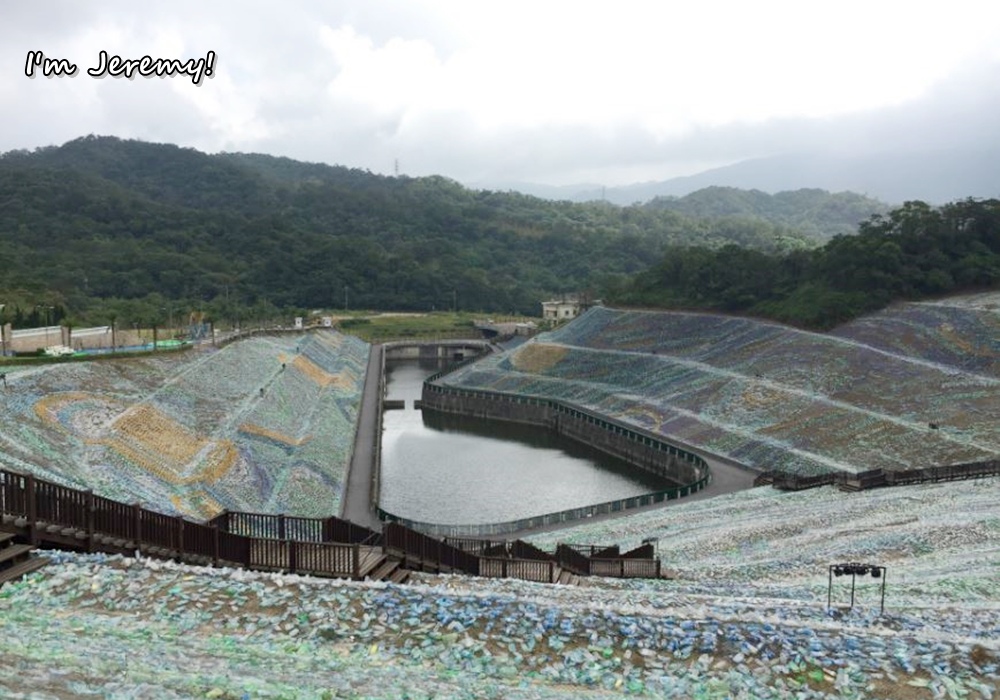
[339,344,383,529]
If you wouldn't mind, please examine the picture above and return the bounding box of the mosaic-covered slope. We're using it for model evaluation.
[440,303,1000,476]
[3,476,997,698]
[832,293,1000,377]
[0,331,368,519]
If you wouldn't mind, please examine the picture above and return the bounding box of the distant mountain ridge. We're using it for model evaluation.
[481,149,1000,206]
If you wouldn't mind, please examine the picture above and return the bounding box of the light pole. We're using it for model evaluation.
[828,562,887,616]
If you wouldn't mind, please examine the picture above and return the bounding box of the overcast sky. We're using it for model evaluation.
[3,1,999,187]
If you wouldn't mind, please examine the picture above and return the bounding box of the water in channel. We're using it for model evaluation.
[378,358,672,526]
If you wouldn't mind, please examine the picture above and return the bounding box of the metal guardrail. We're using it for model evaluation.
[377,472,710,538]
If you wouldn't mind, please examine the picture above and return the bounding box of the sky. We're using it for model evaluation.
[3,0,1000,187]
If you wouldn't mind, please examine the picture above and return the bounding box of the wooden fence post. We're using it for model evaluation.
[288,540,297,575]
[176,516,185,559]
[86,490,94,552]
[278,514,285,540]
[212,526,220,567]
[26,473,38,545]
[352,544,360,580]
[132,502,142,552]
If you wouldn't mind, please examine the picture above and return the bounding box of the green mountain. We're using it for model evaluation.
[0,136,868,325]
[644,186,890,241]
[617,198,1000,328]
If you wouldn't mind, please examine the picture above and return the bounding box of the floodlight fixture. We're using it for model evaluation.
[828,562,887,615]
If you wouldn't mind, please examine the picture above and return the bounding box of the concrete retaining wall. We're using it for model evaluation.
[421,382,706,488]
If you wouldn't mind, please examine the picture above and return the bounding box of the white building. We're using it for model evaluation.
[541,296,583,321]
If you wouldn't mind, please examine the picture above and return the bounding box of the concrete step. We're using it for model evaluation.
[0,555,49,587]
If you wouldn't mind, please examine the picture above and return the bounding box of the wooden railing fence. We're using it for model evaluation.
[1,466,664,584]
[1,468,367,580]
[754,459,1000,492]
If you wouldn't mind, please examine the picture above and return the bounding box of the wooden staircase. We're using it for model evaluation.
[555,568,582,586]
[366,557,411,584]
[359,547,411,584]
[0,531,49,586]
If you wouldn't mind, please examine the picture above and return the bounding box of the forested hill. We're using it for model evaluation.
[616,198,1000,329]
[1,136,881,324]
[644,187,890,241]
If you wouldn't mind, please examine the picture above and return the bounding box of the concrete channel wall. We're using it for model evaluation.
[419,383,710,497]
[362,341,711,537]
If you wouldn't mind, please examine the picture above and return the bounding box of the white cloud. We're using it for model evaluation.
[1,0,999,185]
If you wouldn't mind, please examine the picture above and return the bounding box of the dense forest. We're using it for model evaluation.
[644,187,889,241]
[0,136,884,327]
[617,198,1000,328]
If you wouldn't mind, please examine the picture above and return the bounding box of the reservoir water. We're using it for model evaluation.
[378,358,671,526]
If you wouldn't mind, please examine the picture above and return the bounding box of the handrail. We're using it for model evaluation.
[0,467,371,580]
[378,469,710,538]
[199,510,382,545]
[751,459,1000,491]
[556,543,592,575]
[1,464,668,583]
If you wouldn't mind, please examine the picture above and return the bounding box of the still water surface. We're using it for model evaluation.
[378,358,669,525]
